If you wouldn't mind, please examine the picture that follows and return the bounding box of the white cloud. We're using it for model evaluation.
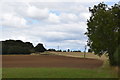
[60,13,79,23]
[1,13,27,27]
[27,5,49,20]
[48,13,60,23]
[78,12,91,21]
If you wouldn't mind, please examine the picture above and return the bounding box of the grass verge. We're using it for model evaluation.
[2,67,118,78]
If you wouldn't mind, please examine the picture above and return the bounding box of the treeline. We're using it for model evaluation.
[1,40,46,55]
[47,48,81,52]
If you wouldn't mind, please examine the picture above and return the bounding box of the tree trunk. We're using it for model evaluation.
[108,53,117,66]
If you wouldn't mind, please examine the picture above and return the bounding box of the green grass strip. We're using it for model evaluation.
[2,67,117,78]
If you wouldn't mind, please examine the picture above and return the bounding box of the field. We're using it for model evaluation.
[2,68,117,78]
[2,52,118,78]
[2,55,103,68]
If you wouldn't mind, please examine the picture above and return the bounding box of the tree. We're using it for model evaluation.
[85,2,120,66]
[0,41,2,54]
[88,49,92,53]
[47,49,56,51]
[67,49,70,52]
[114,45,120,66]
[35,43,46,52]
[2,40,35,54]
[63,50,66,52]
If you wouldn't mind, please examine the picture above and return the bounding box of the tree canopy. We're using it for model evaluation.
[2,40,46,54]
[85,2,120,66]
[35,43,46,52]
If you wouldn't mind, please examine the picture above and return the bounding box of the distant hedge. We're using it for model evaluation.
[1,40,46,55]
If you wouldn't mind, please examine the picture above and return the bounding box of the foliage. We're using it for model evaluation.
[47,49,56,51]
[56,50,62,52]
[2,40,46,54]
[35,43,46,52]
[85,2,120,66]
[114,45,120,66]
[73,50,81,52]
[67,49,70,52]
[88,49,92,52]
[0,41,2,54]
[2,40,35,54]
[63,50,66,52]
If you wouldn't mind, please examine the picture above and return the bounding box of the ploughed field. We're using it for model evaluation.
[2,55,103,69]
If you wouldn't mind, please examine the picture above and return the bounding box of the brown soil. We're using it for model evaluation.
[2,55,103,69]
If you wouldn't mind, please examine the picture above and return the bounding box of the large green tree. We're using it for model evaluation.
[85,2,120,66]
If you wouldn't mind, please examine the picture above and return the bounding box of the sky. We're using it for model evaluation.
[0,0,119,51]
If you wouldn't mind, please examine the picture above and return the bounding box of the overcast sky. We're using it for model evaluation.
[0,0,119,51]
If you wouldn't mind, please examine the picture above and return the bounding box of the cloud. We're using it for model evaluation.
[1,13,27,28]
[48,13,60,23]
[59,13,79,23]
[26,5,49,20]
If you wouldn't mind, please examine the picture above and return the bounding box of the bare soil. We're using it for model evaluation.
[2,55,103,69]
